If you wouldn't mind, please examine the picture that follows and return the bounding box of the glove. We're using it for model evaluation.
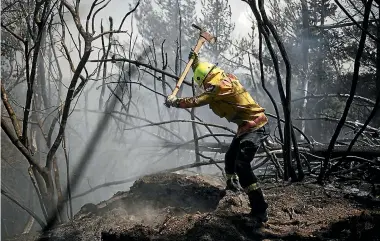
[165,95,178,108]
[189,49,199,71]
[226,174,242,192]
[188,49,198,61]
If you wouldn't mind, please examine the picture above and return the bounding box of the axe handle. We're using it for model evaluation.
[171,38,206,96]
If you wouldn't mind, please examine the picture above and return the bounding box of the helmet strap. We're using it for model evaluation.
[202,63,219,86]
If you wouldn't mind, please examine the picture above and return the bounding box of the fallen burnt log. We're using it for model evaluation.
[311,144,380,159]
[163,141,380,159]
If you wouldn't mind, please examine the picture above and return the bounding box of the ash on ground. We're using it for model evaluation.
[8,173,380,241]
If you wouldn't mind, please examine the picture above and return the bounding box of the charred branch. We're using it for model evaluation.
[124,119,236,134]
[258,30,284,143]
[170,141,380,158]
[312,19,379,30]
[1,118,44,173]
[333,0,380,43]
[1,83,22,138]
[71,159,225,200]
[319,0,374,182]
[1,189,46,229]
[43,54,145,231]
[292,93,376,106]
[89,58,192,86]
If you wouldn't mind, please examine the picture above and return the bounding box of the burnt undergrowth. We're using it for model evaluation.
[7,173,380,241]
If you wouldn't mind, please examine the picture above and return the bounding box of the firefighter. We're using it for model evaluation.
[165,51,269,223]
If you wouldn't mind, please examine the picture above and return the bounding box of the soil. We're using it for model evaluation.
[7,173,380,241]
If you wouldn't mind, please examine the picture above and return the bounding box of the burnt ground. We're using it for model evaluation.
[7,173,380,241]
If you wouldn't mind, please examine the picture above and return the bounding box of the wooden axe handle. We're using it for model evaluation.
[171,38,206,96]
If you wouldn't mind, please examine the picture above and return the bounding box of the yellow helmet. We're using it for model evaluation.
[193,62,221,87]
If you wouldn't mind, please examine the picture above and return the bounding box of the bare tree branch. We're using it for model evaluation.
[328,80,380,177]
[1,23,25,43]
[1,83,22,138]
[92,30,128,41]
[292,93,376,106]
[70,159,224,200]
[333,0,380,43]
[1,118,44,173]
[248,0,296,180]
[319,0,374,183]
[258,30,284,142]
[43,54,145,231]
[74,109,185,141]
[124,119,236,134]
[312,18,379,30]
[118,0,140,31]
[89,58,192,86]
[98,81,166,97]
[1,189,46,229]
[296,116,378,132]
[61,0,87,38]
[86,0,100,33]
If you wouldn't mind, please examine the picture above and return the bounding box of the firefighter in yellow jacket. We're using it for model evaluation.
[165,52,269,223]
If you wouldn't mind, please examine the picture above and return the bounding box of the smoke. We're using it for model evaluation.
[0,3,263,234]
[49,0,236,216]
[5,0,377,238]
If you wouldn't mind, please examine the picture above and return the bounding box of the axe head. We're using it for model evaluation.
[192,24,216,44]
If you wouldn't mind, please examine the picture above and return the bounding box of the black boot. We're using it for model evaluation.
[247,188,268,223]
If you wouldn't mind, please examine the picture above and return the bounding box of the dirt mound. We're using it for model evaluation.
[7,173,380,241]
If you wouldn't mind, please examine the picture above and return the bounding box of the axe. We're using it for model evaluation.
[165,24,216,107]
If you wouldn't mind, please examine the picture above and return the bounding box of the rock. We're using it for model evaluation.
[74,203,98,219]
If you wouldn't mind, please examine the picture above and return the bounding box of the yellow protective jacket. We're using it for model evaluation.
[176,71,268,136]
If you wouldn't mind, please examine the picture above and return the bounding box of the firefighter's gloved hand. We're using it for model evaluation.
[188,49,198,61]
[188,49,199,71]
[226,174,241,192]
[165,95,178,108]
